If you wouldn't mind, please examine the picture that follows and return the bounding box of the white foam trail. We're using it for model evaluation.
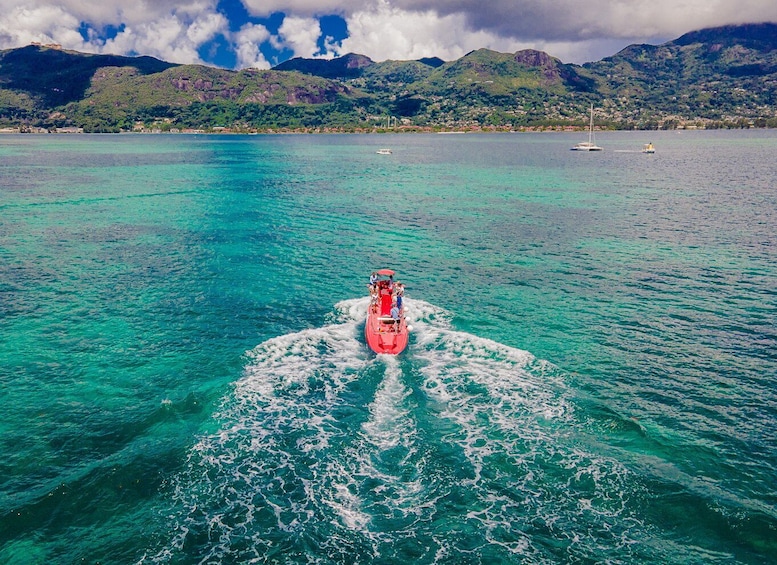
[331,296,372,324]
[312,353,429,548]
[318,458,373,533]
[405,300,639,557]
[146,314,375,562]
[147,296,641,563]
[359,357,426,512]
[362,356,412,450]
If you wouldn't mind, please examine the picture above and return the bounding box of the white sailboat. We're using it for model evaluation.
[571,104,603,151]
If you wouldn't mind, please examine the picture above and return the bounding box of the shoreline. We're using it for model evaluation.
[0,124,766,135]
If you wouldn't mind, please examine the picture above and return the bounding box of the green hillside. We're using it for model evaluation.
[2,23,777,132]
[585,23,777,127]
[66,65,363,131]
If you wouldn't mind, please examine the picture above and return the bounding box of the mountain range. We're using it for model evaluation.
[1,23,776,132]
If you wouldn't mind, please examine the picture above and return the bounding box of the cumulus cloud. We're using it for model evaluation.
[234,23,272,69]
[241,0,345,18]
[337,3,506,61]
[187,11,228,46]
[0,0,220,30]
[0,0,228,64]
[232,13,338,68]
[0,5,86,49]
[99,13,223,64]
[277,16,323,58]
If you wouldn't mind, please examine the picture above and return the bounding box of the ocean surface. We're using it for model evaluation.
[1,130,775,564]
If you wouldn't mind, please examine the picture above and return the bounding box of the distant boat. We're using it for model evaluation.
[642,142,656,153]
[571,104,603,151]
[376,148,392,155]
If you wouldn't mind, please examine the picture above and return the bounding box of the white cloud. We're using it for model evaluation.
[241,0,345,17]
[234,23,272,69]
[0,0,220,29]
[336,1,531,62]
[0,5,87,50]
[0,0,228,64]
[187,11,228,46]
[98,10,228,64]
[102,17,187,63]
[277,16,321,58]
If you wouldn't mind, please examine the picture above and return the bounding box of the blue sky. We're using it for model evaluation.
[0,0,774,68]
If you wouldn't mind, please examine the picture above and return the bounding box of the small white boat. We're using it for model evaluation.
[376,148,392,155]
[642,143,655,153]
[571,104,603,151]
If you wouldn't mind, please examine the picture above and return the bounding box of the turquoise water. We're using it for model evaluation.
[1,131,775,563]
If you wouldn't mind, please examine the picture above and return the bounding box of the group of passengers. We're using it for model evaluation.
[369,272,405,328]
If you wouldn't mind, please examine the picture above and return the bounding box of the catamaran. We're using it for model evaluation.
[571,104,603,151]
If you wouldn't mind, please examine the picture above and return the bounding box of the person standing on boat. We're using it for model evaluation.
[390,302,401,331]
[369,272,378,292]
[395,285,404,312]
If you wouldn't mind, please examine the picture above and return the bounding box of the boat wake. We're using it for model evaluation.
[143,298,652,563]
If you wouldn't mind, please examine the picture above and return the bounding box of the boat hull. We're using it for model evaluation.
[571,142,603,151]
[365,307,408,354]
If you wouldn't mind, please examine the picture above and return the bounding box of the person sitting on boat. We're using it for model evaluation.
[369,272,378,287]
[388,275,394,292]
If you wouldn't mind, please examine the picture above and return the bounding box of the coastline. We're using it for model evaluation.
[0,124,754,135]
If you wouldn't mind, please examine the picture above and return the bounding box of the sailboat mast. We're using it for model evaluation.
[589,104,594,144]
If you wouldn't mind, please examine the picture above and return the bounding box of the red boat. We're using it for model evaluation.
[365,269,408,354]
